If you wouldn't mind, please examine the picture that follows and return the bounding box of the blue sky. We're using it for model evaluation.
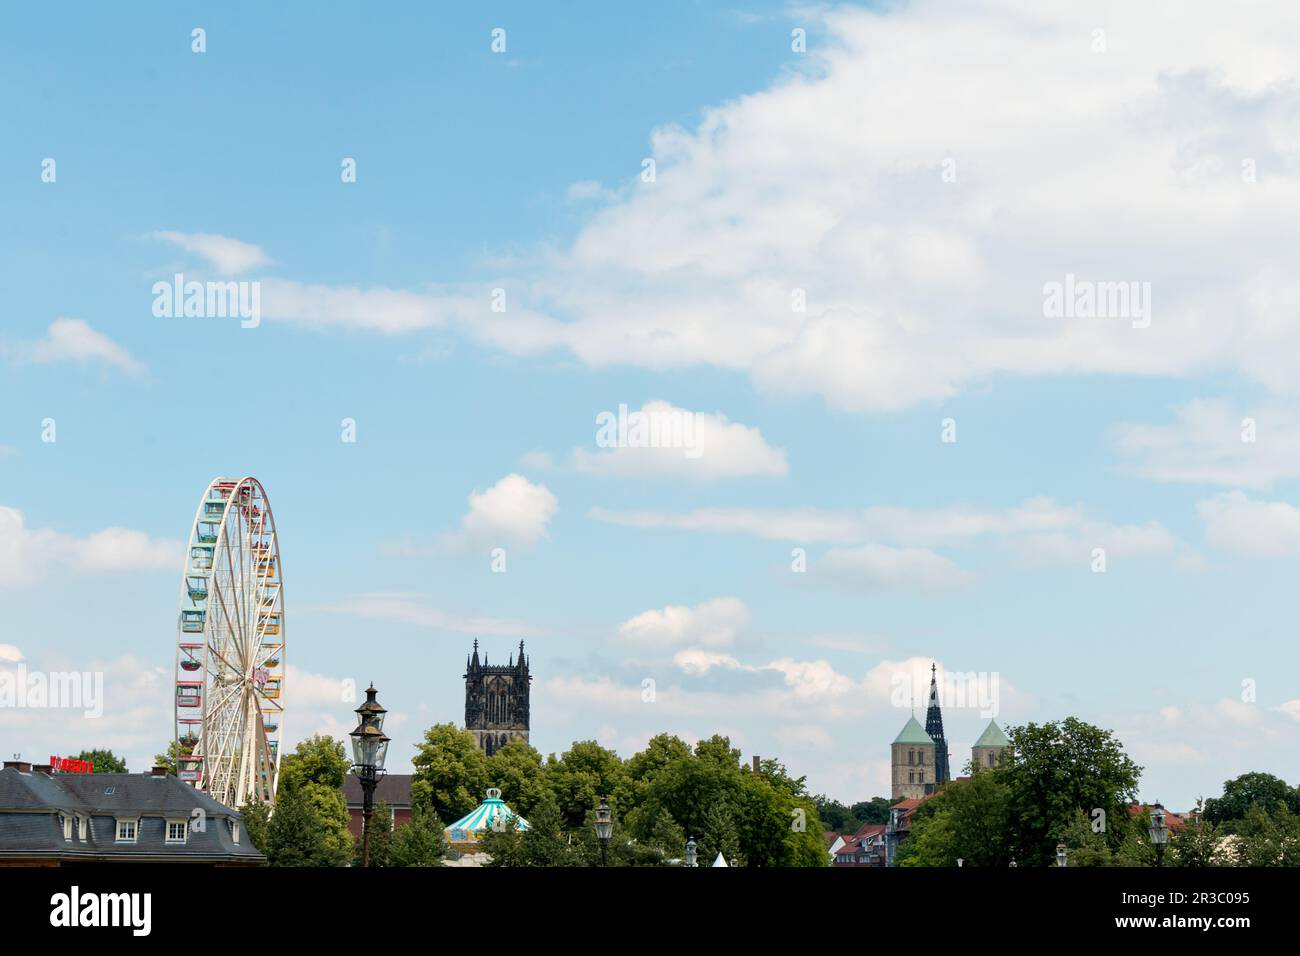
[3,1,1300,810]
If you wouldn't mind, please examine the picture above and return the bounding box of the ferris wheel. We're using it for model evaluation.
[172,476,285,809]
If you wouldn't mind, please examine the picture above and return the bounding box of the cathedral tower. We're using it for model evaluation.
[464,640,532,756]
[891,715,936,800]
[924,663,951,786]
[972,718,1011,771]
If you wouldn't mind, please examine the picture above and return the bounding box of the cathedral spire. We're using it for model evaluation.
[925,662,951,785]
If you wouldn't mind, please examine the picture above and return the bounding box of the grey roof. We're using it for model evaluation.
[343,773,413,808]
[0,768,264,863]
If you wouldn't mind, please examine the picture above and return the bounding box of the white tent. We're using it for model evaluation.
[711,852,728,867]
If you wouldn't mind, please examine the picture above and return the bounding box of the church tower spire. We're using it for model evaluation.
[924,663,951,786]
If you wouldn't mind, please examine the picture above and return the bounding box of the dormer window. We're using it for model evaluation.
[166,820,188,844]
[59,814,71,841]
[115,818,138,843]
[229,820,240,844]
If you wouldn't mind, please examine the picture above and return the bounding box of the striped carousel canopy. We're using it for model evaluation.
[445,788,530,846]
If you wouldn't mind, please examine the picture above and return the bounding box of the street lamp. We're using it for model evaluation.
[1148,803,1169,867]
[685,836,698,868]
[348,683,390,868]
[594,796,613,866]
[1055,843,1068,867]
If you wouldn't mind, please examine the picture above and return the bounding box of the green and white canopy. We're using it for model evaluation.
[445,788,530,846]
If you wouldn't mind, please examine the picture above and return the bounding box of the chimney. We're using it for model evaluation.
[3,760,33,773]
[32,764,53,776]
[151,766,169,777]
[752,755,761,774]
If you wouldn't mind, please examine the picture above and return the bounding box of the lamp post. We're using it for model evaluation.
[685,836,698,868]
[594,796,613,866]
[1148,803,1169,867]
[348,684,390,868]
[1055,843,1068,868]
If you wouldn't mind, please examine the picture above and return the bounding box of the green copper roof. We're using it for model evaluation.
[893,715,934,745]
[973,719,1010,748]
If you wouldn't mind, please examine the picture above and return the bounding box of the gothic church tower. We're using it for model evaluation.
[464,640,532,756]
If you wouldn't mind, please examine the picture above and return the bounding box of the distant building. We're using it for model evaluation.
[832,822,887,867]
[0,761,263,866]
[464,640,531,755]
[342,773,413,840]
[891,664,952,799]
[971,719,1011,771]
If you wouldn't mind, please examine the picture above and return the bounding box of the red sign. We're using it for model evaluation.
[50,756,94,774]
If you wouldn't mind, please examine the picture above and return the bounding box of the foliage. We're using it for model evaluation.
[411,723,490,824]
[486,739,548,817]
[388,805,447,867]
[1204,772,1299,829]
[263,736,353,866]
[239,800,271,858]
[1169,802,1222,867]
[153,739,193,776]
[1230,803,1300,866]
[73,749,127,773]
[897,772,1011,867]
[481,792,580,866]
[1000,718,1142,867]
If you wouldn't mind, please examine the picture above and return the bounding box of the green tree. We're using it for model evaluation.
[73,749,127,773]
[1170,802,1223,867]
[543,740,629,828]
[1232,803,1300,866]
[487,739,548,817]
[897,773,1011,867]
[850,797,893,826]
[1205,772,1297,829]
[389,805,447,867]
[699,802,742,866]
[481,792,577,866]
[411,723,491,823]
[153,739,193,776]
[239,800,271,858]
[264,736,353,866]
[1000,718,1141,866]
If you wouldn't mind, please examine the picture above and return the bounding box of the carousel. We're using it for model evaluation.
[444,788,530,852]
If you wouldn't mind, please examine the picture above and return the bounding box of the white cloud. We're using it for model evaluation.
[308,592,546,638]
[0,645,22,662]
[817,544,973,594]
[225,4,1300,413]
[0,506,177,587]
[1197,491,1300,556]
[572,401,788,479]
[9,319,145,377]
[1113,399,1300,489]
[152,231,270,275]
[618,597,749,648]
[591,497,1179,577]
[454,473,558,548]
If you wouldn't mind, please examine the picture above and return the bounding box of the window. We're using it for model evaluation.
[229,820,240,844]
[166,820,188,844]
[116,819,138,842]
[60,814,71,840]
[74,816,83,840]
